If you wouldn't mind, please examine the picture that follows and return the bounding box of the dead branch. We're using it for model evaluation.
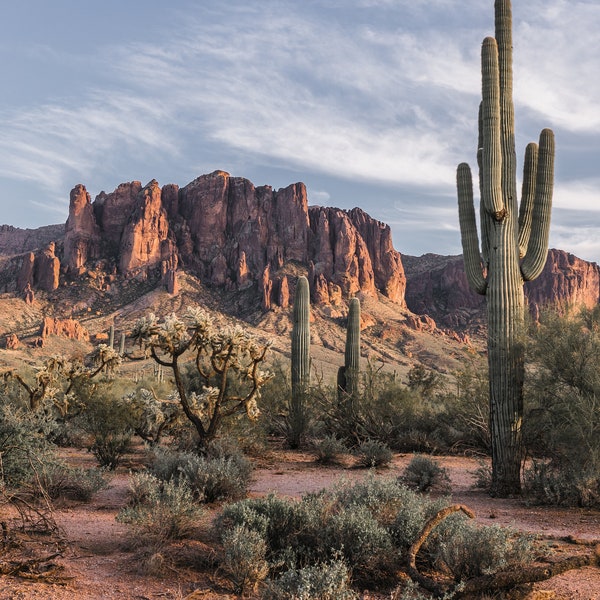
[406,504,475,597]
[452,546,600,598]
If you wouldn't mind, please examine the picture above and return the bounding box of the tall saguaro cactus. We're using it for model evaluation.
[457,0,554,496]
[338,297,361,413]
[289,275,310,447]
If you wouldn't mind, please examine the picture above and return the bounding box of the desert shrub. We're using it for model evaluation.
[149,445,252,502]
[0,402,57,487]
[75,385,135,469]
[523,460,600,508]
[262,559,358,600]
[117,472,202,547]
[400,455,451,493]
[221,524,269,594]
[323,505,394,578]
[354,439,393,468]
[433,518,537,580]
[311,435,347,464]
[131,308,272,448]
[181,454,252,502]
[216,493,305,561]
[524,306,600,506]
[35,463,107,502]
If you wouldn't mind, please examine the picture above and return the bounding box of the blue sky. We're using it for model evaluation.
[1,1,599,261]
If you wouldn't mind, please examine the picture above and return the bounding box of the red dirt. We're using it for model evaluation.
[1,448,599,599]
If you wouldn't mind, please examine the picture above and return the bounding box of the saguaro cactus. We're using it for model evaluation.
[338,297,361,409]
[289,275,310,447]
[457,0,554,496]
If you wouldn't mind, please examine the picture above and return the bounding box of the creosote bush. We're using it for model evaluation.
[148,444,252,502]
[311,435,347,465]
[215,474,534,592]
[524,306,600,506]
[400,455,451,493]
[263,559,358,600]
[222,524,269,594]
[117,471,203,548]
[354,439,393,468]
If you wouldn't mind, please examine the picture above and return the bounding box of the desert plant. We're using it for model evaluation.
[354,439,393,468]
[434,518,536,580]
[523,306,600,506]
[263,559,358,600]
[117,472,202,548]
[34,463,107,502]
[222,524,269,594]
[123,387,182,445]
[401,455,451,493]
[456,0,555,495]
[337,297,361,418]
[311,435,347,465]
[288,275,311,448]
[148,445,252,502]
[131,306,272,448]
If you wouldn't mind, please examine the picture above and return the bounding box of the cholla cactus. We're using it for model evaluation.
[456,0,554,495]
[132,306,272,447]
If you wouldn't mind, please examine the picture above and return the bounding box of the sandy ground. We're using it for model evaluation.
[1,448,599,599]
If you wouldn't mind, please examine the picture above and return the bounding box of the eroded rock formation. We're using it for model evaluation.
[60,171,406,308]
[40,317,89,341]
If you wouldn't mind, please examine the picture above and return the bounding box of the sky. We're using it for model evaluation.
[1,0,599,262]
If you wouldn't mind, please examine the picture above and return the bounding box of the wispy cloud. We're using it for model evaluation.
[0,0,598,261]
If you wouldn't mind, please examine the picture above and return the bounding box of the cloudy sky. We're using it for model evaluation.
[1,0,599,261]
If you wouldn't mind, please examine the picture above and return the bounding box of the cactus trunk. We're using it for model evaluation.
[338,297,361,417]
[456,0,554,496]
[289,275,310,447]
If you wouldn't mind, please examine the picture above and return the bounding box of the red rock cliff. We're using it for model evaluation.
[62,171,406,307]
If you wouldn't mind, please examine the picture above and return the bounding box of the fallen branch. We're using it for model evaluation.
[452,545,600,597]
[406,504,476,597]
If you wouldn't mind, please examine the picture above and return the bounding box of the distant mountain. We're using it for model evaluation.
[0,171,598,379]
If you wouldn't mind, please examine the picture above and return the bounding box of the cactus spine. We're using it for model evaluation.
[289,275,310,447]
[457,0,554,496]
[338,297,361,408]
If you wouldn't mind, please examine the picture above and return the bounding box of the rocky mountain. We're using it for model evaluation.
[403,249,600,330]
[1,170,599,378]
[57,171,405,312]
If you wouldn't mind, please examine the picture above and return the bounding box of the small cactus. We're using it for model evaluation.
[108,324,115,349]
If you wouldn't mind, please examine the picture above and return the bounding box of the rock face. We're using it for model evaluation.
[16,244,60,292]
[404,249,600,330]
[40,317,89,341]
[61,171,406,308]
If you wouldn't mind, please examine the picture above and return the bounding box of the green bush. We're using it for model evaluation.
[35,463,107,502]
[524,306,600,506]
[221,524,269,594]
[216,475,538,594]
[323,505,394,578]
[523,460,600,508]
[311,435,347,464]
[400,455,451,493]
[263,559,358,600]
[117,472,203,548]
[74,384,135,469]
[149,445,252,503]
[354,439,393,468]
[434,518,537,580]
[0,403,57,487]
